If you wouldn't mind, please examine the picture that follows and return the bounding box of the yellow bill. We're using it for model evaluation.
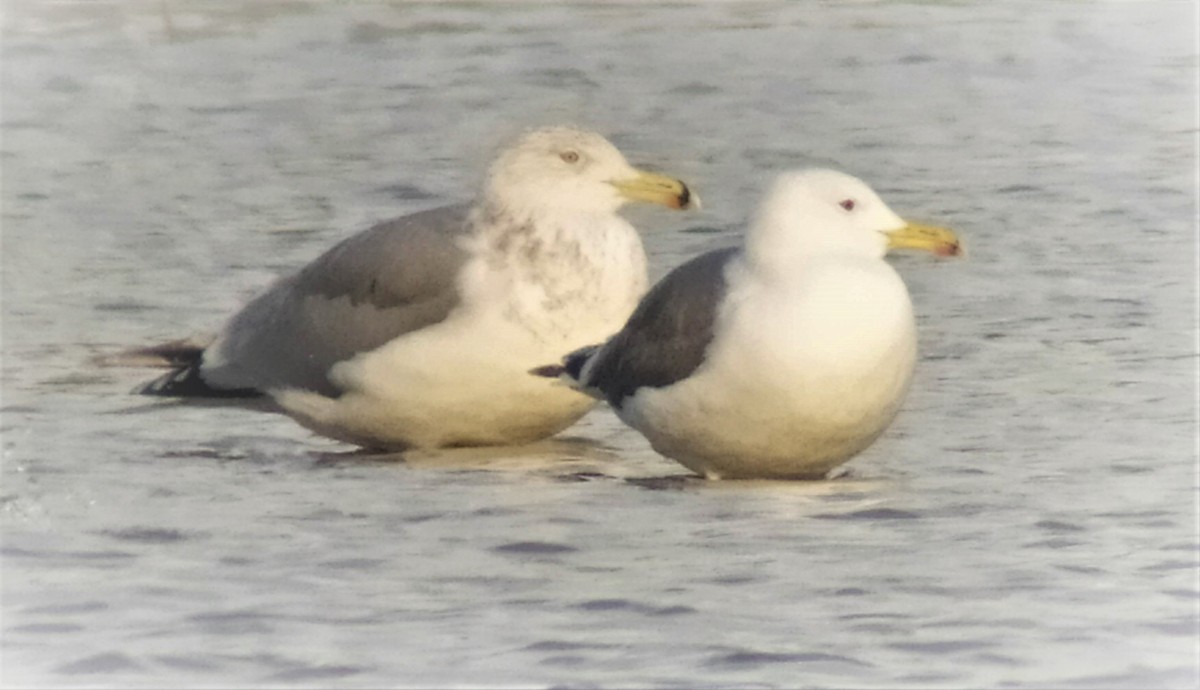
[610,169,696,210]
[884,221,962,257]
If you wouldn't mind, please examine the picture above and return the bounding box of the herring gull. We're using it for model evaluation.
[539,169,959,480]
[132,126,695,450]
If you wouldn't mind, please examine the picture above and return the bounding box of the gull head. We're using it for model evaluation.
[483,126,693,217]
[746,168,960,271]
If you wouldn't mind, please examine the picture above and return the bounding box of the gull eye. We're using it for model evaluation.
[560,150,580,164]
[839,199,856,211]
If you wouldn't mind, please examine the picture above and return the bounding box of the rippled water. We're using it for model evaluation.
[2,2,1196,687]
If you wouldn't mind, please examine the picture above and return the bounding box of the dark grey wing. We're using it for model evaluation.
[156,204,473,398]
[582,247,738,409]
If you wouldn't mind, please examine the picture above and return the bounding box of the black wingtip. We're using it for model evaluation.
[95,339,209,369]
[562,344,600,382]
[530,364,566,378]
[530,343,601,383]
[136,362,262,399]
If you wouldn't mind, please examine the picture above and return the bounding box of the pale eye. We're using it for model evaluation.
[839,199,856,211]
[560,150,580,164]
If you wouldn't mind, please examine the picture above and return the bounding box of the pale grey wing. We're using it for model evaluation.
[577,247,738,409]
[198,204,473,397]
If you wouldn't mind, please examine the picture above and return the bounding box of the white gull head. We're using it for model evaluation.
[482,126,691,218]
[744,169,908,277]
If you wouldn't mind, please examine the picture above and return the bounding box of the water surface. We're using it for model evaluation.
[2,2,1196,687]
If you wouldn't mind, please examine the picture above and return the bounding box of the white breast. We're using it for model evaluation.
[457,213,648,348]
[621,256,917,479]
[273,214,648,450]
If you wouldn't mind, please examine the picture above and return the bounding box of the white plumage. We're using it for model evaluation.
[557,169,960,479]
[276,204,651,448]
[133,126,693,450]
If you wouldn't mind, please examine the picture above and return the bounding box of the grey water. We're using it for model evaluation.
[1,1,1196,687]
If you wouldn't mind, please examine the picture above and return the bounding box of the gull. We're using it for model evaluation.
[540,169,959,479]
[132,126,694,450]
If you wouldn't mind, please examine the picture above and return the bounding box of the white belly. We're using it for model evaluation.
[272,223,647,450]
[271,309,596,449]
[621,259,917,479]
